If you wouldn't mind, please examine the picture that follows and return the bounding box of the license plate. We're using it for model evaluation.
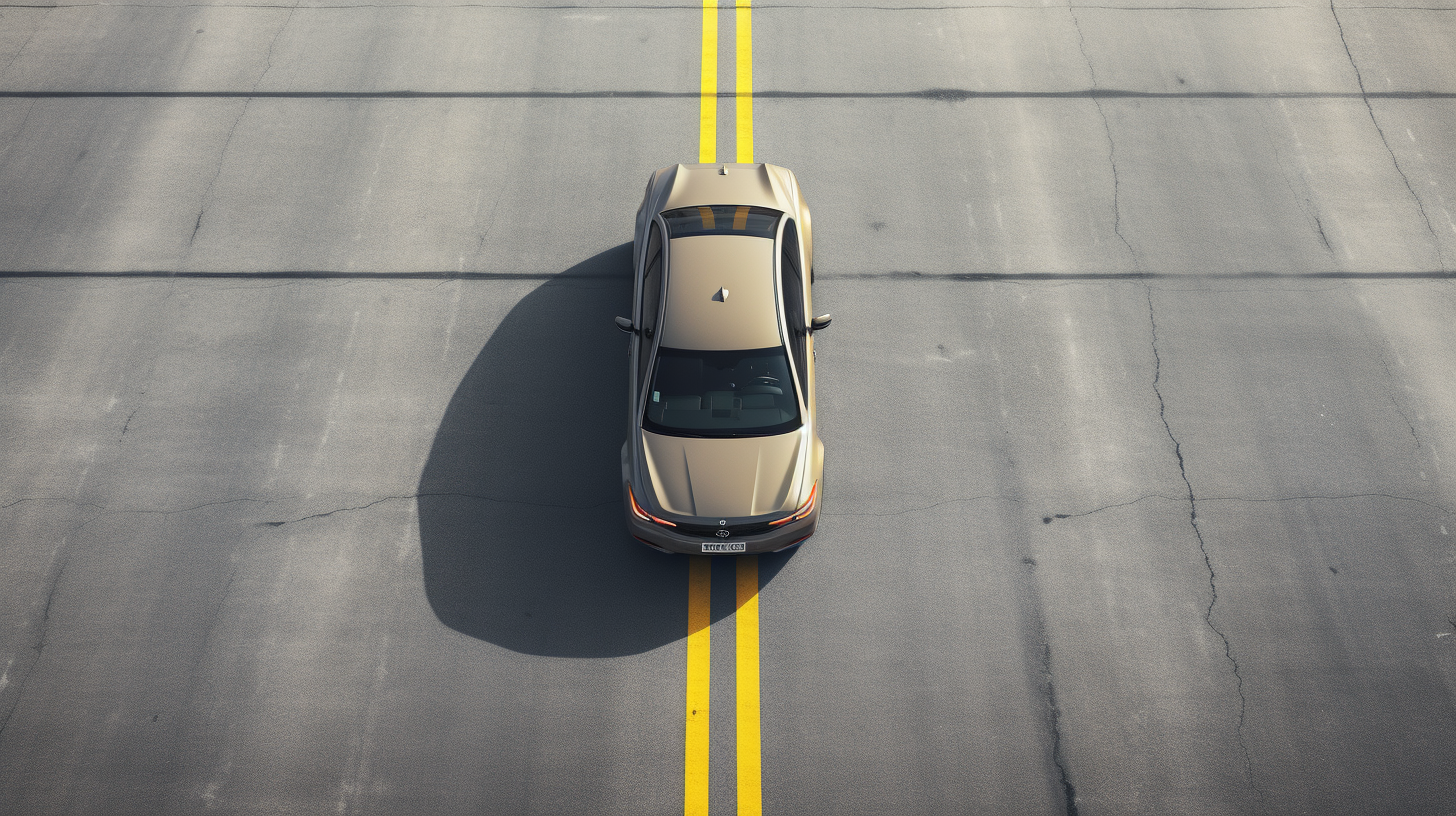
[701,541,746,553]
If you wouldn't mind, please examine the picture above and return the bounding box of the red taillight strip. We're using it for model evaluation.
[769,482,817,526]
[628,483,677,527]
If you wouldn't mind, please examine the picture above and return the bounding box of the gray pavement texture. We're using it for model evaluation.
[2,1,1456,815]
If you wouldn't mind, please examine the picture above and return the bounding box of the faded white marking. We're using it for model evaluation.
[440,282,462,362]
[200,760,232,808]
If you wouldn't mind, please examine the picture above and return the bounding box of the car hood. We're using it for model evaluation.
[640,429,804,518]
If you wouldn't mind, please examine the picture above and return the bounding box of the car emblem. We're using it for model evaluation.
[716,530,731,538]
[718,520,727,526]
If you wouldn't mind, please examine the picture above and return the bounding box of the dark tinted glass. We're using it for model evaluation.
[643,346,801,438]
[638,226,663,383]
[663,206,780,239]
[780,222,808,393]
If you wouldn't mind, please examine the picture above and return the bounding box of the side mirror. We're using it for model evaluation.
[809,314,832,332]
[614,316,635,334]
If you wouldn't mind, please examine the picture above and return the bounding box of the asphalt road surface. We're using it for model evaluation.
[3,1,1456,814]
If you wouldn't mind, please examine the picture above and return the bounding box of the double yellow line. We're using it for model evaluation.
[685,558,760,816]
[697,0,754,165]
[687,11,759,815]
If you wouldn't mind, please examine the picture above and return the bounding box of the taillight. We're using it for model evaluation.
[769,482,817,526]
[628,483,677,527]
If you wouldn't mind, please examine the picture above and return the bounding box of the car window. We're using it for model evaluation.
[662,206,780,239]
[638,225,664,383]
[780,222,808,395]
[643,346,802,438]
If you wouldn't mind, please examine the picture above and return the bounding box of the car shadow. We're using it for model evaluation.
[417,242,796,658]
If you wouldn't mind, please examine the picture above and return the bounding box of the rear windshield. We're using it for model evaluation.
[662,206,780,239]
[643,346,801,438]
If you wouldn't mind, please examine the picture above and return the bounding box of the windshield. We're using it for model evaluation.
[643,346,801,437]
[662,205,780,239]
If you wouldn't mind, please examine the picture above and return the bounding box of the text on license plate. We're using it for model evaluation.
[701,541,746,553]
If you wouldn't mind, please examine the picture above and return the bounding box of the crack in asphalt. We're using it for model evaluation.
[1372,350,1424,452]
[824,494,1024,517]
[0,98,38,173]
[189,100,249,246]
[187,0,295,247]
[1067,1,1140,266]
[1019,557,1081,816]
[1,496,106,512]
[10,488,1447,530]
[1042,639,1081,816]
[0,7,48,78]
[1348,290,1427,454]
[1312,213,1333,253]
[0,547,69,743]
[1,496,274,517]
[262,491,615,525]
[1328,0,1446,268]
[1042,493,1183,522]
[1145,287,1265,809]
[120,407,139,439]
[182,563,241,703]
[1044,490,1453,522]
[258,1,296,81]
[827,489,1450,525]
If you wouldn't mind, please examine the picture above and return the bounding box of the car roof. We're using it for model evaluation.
[659,235,783,351]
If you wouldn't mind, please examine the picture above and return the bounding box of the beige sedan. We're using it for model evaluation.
[617,163,829,555]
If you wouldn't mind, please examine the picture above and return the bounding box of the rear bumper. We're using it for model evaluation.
[623,487,818,555]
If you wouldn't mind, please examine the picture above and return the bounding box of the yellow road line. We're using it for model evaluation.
[687,5,761,813]
[735,11,759,812]
[735,0,753,163]
[699,0,718,163]
[689,8,716,815]
[736,556,763,816]
[685,556,713,816]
